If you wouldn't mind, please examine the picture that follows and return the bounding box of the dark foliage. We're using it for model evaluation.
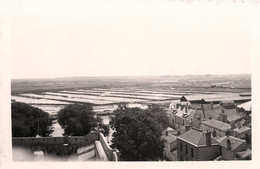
[110,104,169,161]
[57,103,108,136]
[11,102,53,137]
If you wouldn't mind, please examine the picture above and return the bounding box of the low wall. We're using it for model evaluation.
[99,133,119,161]
[12,132,99,156]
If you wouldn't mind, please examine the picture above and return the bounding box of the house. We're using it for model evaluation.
[162,129,178,161]
[180,95,203,104]
[237,101,251,112]
[180,95,251,105]
[201,119,232,137]
[177,129,220,161]
[219,136,248,160]
[237,101,251,117]
[220,100,236,109]
[233,126,251,140]
[172,103,242,129]
[218,108,242,124]
[235,149,251,160]
[173,106,196,126]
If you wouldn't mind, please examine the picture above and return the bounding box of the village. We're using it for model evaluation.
[11,79,252,161]
[164,94,251,161]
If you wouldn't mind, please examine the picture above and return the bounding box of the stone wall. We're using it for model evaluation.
[12,132,99,156]
[198,145,220,161]
[99,133,119,161]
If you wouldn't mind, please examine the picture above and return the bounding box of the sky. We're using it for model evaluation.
[9,0,253,79]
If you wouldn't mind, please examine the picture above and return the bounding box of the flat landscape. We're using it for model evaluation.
[11,74,251,107]
[11,74,251,137]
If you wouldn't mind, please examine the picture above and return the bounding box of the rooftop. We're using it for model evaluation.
[162,134,177,144]
[175,106,196,118]
[180,93,249,103]
[237,101,251,112]
[219,136,246,151]
[188,108,220,121]
[224,109,242,122]
[201,119,231,131]
[178,129,218,147]
[236,149,251,159]
[234,126,251,133]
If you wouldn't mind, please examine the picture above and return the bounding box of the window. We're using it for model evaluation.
[180,143,183,152]
[191,148,194,158]
[185,145,188,154]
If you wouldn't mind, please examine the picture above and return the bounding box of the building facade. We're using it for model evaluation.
[177,129,220,161]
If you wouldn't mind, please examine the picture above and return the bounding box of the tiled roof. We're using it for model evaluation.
[188,108,241,122]
[162,134,177,143]
[228,114,242,122]
[201,119,231,131]
[224,109,242,122]
[203,97,251,102]
[190,109,221,121]
[219,136,246,151]
[220,100,235,104]
[234,126,251,133]
[178,129,218,147]
[179,94,251,104]
[175,102,242,124]
[237,149,251,159]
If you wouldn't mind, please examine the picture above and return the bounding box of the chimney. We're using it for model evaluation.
[226,139,231,150]
[205,131,211,146]
[201,104,206,119]
[237,122,242,129]
[189,119,193,126]
[196,115,201,128]
[196,115,200,121]
[166,131,168,136]
[185,106,188,113]
[212,130,217,137]
[225,129,231,136]
[176,125,181,136]
[219,112,228,123]
[221,107,225,114]
[198,121,201,129]
[210,102,214,110]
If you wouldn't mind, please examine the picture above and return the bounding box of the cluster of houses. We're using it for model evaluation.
[163,95,252,161]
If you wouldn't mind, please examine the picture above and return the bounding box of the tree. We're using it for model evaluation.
[110,104,169,161]
[57,103,108,136]
[11,102,53,137]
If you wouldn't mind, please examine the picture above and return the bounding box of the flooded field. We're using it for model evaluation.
[51,120,63,137]
[31,105,64,115]
[12,96,70,105]
[11,83,251,137]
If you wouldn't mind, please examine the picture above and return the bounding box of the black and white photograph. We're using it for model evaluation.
[0,0,260,168]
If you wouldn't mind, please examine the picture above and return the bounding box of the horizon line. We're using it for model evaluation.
[11,73,251,81]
